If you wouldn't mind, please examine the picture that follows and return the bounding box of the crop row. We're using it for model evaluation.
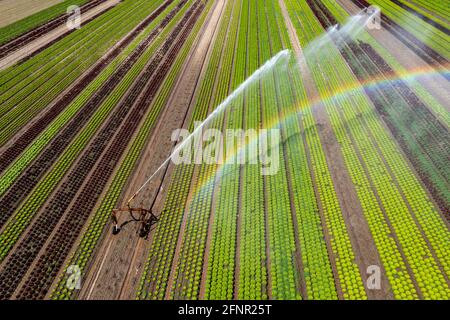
[316,0,450,216]
[389,0,449,34]
[286,0,376,300]
[142,0,364,300]
[313,0,450,273]
[351,0,449,74]
[361,35,450,128]
[365,0,450,58]
[136,0,237,300]
[204,0,246,300]
[0,0,109,59]
[405,0,450,21]
[168,0,243,300]
[0,0,91,45]
[0,0,205,300]
[0,0,187,234]
[284,0,370,299]
[234,0,268,300]
[290,0,450,299]
[322,0,450,129]
[14,1,206,300]
[257,0,300,300]
[316,0,448,298]
[239,0,269,300]
[355,41,450,215]
[139,0,362,301]
[59,3,220,292]
[0,0,179,177]
[269,0,340,300]
[0,0,169,146]
[0,0,193,264]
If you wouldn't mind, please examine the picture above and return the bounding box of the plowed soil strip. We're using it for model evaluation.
[0,2,203,300]
[0,0,175,173]
[0,0,183,230]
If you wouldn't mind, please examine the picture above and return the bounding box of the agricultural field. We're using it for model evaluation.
[0,0,448,301]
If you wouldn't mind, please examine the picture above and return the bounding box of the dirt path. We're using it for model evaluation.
[337,0,450,113]
[0,0,120,70]
[0,0,63,27]
[279,0,392,299]
[78,0,225,300]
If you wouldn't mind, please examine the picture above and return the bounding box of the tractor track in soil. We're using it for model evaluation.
[0,1,203,300]
[76,0,225,300]
[0,0,185,231]
[0,0,177,173]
